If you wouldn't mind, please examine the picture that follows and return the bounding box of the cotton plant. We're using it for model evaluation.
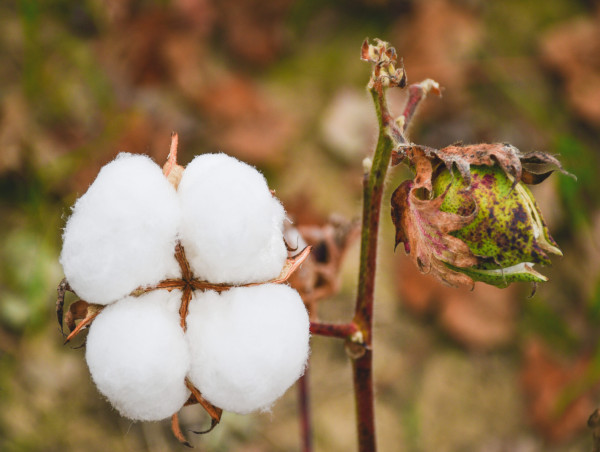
[57,135,311,445]
[57,39,574,452]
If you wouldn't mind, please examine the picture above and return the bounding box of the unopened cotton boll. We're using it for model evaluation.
[178,154,287,284]
[85,290,190,421]
[186,284,310,414]
[60,153,181,304]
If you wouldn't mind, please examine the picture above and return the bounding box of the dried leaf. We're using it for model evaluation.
[391,180,478,287]
[286,217,360,315]
[432,143,572,187]
[521,340,597,442]
[540,12,600,125]
[56,278,73,333]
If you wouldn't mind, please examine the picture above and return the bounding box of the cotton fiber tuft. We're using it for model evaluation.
[60,153,181,304]
[186,284,310,414]
[178,154,287,284]
[85,290,191,421]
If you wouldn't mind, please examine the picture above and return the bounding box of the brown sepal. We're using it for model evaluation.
[391,180,478,288]
[65,300,91,333]
[185,378,223,434]
[63,304,104,344]
[171,379,224,445]
[56,277,73,333]
[171,413,192,448]
[188,245,312,293]
[163,132,185,189]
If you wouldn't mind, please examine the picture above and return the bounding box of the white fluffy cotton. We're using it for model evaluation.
[60,153,181,304]
[186,284,310,414]
[178,154,287,284]
[85,290,190,421]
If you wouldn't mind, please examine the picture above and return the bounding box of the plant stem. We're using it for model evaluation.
[310,321,358,338]
[298,369,313,452]
[350,84,397,452]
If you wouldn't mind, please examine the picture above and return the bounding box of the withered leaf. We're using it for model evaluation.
[286,217,360,315]
[396,143,572,188]
[391,180,478,287]
[56,277,73,333]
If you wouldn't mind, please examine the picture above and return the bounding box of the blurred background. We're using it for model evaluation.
[1,0,600,450]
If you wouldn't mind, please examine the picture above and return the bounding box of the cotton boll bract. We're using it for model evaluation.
[186,284,310,414]
[85,290,190,421]
[60,153,181,304]
[178,154,287,284]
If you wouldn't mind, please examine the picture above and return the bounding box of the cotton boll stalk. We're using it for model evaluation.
[178,154,287,284]
[60,153,181,304]
[186,284,310,414]
[85,290,190,421]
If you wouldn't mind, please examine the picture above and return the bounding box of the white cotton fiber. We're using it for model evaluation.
[186,284,310,414]
[60,153,181,304]
[85,290,190,421]
[178,154,287,284]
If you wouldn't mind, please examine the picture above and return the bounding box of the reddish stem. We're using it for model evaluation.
[298,368,313,452]
[401,80,441,134]
[352,349,375,450]
[350,49,410,451]
[401,84,426,133]
[310,321,359,338]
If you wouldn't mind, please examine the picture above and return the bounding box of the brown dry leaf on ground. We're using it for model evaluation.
[396,255,518,350]
[540,7,600,126]
[391,0,481,102]
[200,76,298,164]
[215,0,293,66]
[99,11,173,86]
[99,8,295,165]
[161,33,212,105]
[520,340,598,443]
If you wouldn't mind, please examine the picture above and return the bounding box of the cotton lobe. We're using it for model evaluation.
[178,153,287,284]
[186,284,310,414]
[60,153,181,304]
[85,290,191,421]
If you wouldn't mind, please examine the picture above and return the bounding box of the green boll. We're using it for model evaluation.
[432,165,562,287]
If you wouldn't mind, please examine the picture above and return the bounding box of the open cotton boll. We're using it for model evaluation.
[60,153,181,304]
[186,284,310,414]
[178,154,287,284]
[85,290,190,421]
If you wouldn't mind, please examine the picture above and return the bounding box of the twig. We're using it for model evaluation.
[400,80,441,134]
[310,321,359,339]
[298,369,313,452]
